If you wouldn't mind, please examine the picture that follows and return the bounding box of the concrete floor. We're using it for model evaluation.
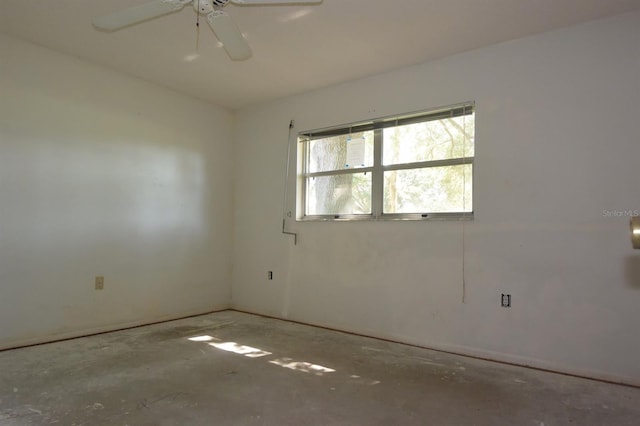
[1,311,639,425]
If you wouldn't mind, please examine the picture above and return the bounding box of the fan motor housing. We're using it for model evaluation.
[193,0,229,15]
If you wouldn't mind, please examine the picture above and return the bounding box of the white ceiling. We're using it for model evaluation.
[2,0,640,110]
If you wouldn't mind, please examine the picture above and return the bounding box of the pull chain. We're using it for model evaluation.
[195,0,201,51]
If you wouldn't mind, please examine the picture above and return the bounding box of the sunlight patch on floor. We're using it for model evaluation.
[186,333,343,377]
[269,357,336,376]
[187,335,216,342]
[209,341,272,358]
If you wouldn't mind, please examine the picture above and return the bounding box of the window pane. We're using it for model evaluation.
[308,131,374,173]
[383,114,474,166]
[306,173,371,215]
[384,165,472,214]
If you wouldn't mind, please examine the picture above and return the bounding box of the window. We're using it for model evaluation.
[298,103,474,220]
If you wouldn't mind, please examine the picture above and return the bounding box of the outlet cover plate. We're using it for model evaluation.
[501,294,511,308]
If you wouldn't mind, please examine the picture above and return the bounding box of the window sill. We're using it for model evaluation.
[297,213,474,222]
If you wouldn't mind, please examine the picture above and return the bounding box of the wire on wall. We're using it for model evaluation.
[282,120,298,244]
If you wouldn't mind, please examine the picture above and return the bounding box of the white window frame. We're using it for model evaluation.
[297,102,475,221]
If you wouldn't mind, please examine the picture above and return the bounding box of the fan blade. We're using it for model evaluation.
[92,0,188,31]
[207,11,252,61]
[231,1,322,4]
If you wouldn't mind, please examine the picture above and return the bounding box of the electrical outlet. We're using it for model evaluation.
[267,271,273,280]
[501,294,511,308]
[95,276,104,290]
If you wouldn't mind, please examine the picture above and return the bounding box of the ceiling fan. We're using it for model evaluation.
[92,0,322,61]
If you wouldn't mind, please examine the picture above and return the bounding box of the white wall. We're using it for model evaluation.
[0,34,234,349]
[232,11,640,385]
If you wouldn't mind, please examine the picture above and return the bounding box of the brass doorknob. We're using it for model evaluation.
[631,217,640,249]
